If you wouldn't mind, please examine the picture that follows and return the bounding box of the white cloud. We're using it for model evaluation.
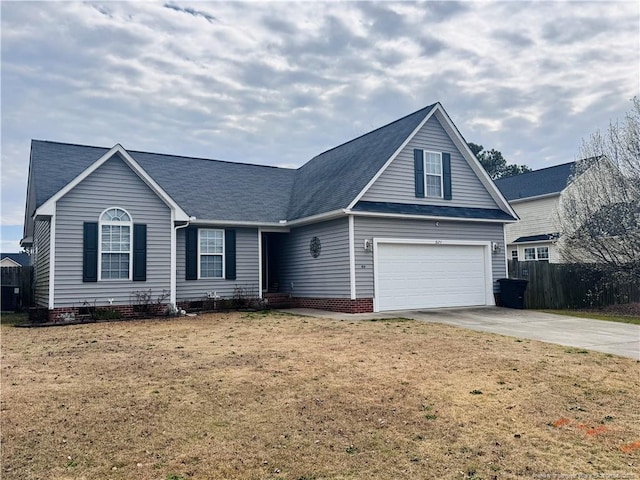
[1,0,638,252]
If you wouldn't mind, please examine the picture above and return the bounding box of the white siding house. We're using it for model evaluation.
[22,102,517,318]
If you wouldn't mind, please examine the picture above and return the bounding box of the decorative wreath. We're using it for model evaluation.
[309,236,321,258]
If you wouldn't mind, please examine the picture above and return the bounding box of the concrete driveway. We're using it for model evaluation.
[283,307,640,360]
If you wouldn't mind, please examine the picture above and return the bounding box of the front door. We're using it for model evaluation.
[261,233,286,293]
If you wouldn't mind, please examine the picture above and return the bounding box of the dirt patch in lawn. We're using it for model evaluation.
[2,311,639,479]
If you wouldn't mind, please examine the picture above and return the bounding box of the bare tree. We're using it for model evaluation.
[557,97,640,278]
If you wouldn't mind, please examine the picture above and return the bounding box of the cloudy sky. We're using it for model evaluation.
[1,1,638,251]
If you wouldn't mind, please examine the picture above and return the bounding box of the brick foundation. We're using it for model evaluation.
[263,293,293,309]
[292,297,374,314]
[39,296,374,322]
[43,303,167,323]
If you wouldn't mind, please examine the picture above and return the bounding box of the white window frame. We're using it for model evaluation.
[198,228,225,279]
[423,150,444,199]
[98,207,133,281]
[511,250,518,260]
[536,246,549,261]
[523,246,549,261]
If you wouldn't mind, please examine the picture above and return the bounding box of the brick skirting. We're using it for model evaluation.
[39,296,374,322]
[43,303,166,323]
[292,297,374,314]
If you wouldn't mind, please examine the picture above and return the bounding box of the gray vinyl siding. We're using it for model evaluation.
[353,216,506,298]
[279,218,350,298]
[54,155,172,307]
[33,219,50,307]
[362,116,498,209]
[176,227,259,300]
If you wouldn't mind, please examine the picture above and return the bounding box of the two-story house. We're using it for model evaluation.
[494,162,575,263]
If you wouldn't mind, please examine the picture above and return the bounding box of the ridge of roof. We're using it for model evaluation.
[31,139,295,171]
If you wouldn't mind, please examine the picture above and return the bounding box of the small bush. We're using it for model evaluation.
[28,307,50,324]
[94,308,122,320]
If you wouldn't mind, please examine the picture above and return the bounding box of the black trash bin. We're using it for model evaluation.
[498,278,528,309]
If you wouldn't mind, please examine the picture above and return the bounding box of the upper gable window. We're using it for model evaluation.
[424,151,443,198]
[99,207,132,280]
[414,149,451,200]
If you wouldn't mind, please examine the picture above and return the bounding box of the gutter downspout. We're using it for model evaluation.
[172,215,196,306]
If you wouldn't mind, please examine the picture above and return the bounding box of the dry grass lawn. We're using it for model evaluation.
[1,311,639,480]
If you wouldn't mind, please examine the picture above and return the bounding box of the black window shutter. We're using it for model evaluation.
[133,224,147,281]
[225,229,236,280]
[442,153,452,200]
[83,222,98,282]
[414,149,425,198]
[185,226,198,280]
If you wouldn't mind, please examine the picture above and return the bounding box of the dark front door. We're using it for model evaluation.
[262,233,286,293]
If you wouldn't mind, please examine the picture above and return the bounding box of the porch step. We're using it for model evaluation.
[263,293,292,308]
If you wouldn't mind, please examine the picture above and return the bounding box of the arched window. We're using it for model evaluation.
[99,207,132,279]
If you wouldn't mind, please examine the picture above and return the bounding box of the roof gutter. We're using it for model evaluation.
[187,209,347,229]
[188,219,290,230]
[508,192,561,204]
[345,209,518,224]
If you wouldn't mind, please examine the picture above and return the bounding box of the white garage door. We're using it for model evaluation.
[376,242,488,311]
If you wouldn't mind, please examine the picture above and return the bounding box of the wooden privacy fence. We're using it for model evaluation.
[1,266,33,312]
[507,260,640,309]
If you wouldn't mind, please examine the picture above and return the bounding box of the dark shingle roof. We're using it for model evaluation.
[30,141,111,213]
[29,103,514,224]
[132,152,296,223]
[1,253,31,266]
[494,162,575,201]
[287,104,437,219]
[513,234,559,243]
[30,141,297,223]
[354,201,515,221]
[30,104,438,223]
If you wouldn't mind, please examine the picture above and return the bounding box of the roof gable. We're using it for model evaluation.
[286,104,437,220]
[1,253,30,266]
[33,143,189,221]
[29,140,297,224]
[494,162,576,201]
[358,113,501,210]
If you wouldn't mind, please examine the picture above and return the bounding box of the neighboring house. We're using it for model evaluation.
[0,253,30,267]
[1,253,30,312]
[21,102,517,319]
[494,162,575,263]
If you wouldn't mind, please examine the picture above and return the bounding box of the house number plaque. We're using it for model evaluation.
[310,237,321,258]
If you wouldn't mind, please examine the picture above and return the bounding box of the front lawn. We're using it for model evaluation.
[0,312,28,326]
[2,311,639,479]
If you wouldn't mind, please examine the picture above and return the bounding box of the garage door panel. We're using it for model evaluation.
[376,243,487,311]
